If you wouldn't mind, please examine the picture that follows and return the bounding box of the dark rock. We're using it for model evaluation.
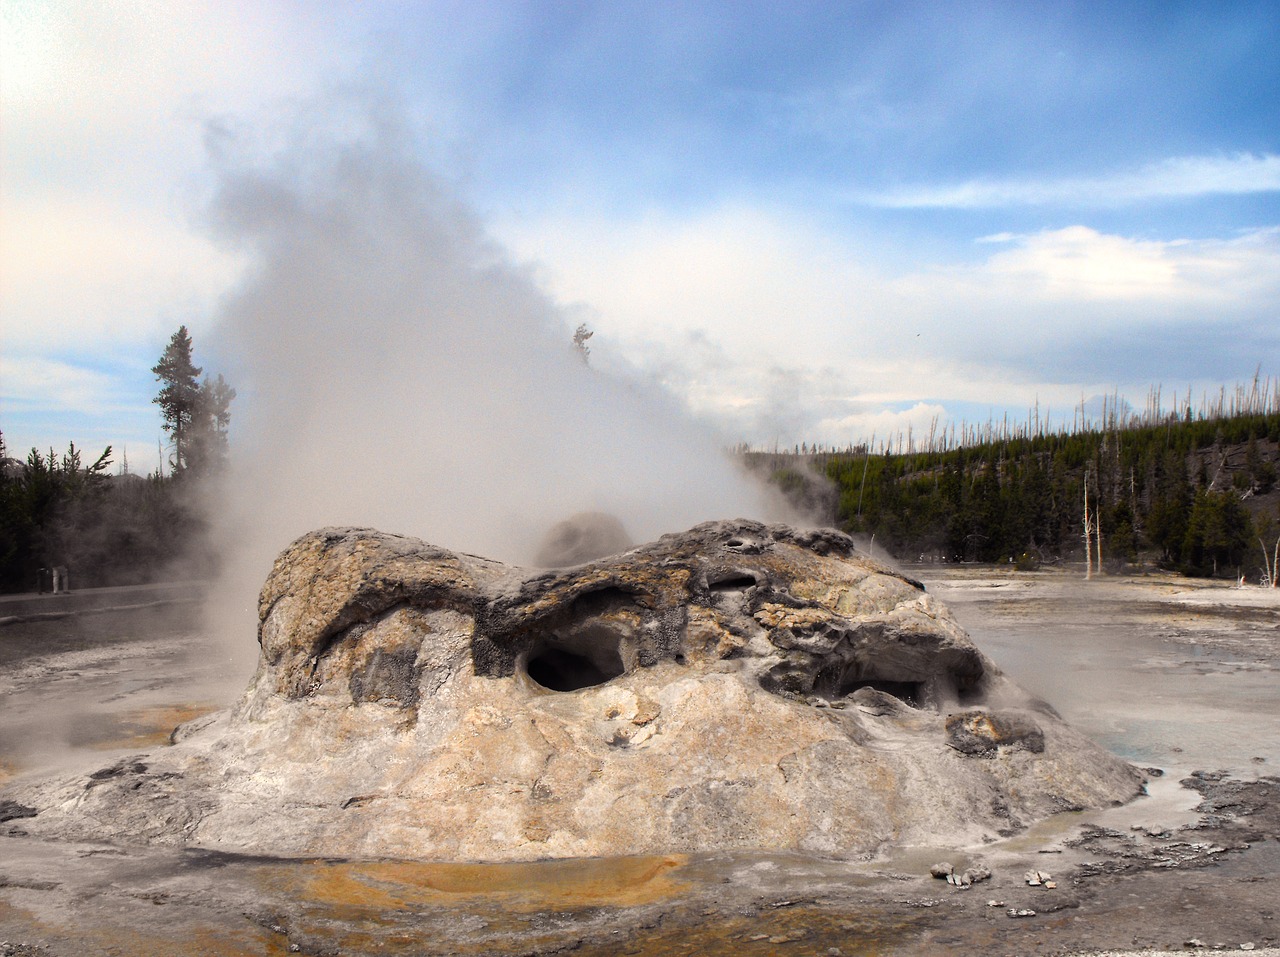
[945,710,1045,756]
[0,800,36,823]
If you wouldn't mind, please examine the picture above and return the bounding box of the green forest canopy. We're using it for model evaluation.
[0,327,233,593]
[753,409,1280,581]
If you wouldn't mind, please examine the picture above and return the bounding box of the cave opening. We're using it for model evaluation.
[810,660,926,708]
[709,573,758,592]
[843,678,924,707]
[527,647,621,692]
[524,623,628,693]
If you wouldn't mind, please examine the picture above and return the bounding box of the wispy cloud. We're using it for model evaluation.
[0,356,140,415]
[498,204,1280,444]
[863,153,1280,208]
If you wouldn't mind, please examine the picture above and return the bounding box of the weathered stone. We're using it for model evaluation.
[1,519,1144,862]
[0,800,36,823]
[946,709,1046,756]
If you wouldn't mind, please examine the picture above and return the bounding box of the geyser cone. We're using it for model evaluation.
[4,520,1143,861]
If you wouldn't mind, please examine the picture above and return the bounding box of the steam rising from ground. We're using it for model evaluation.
[201,113,789,670]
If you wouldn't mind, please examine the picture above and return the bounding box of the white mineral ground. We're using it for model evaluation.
[0,533,1278,957]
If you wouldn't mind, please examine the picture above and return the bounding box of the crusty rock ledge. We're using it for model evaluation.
[2,519,1143,861]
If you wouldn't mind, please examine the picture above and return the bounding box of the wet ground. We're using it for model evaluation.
[1,569,1278,956]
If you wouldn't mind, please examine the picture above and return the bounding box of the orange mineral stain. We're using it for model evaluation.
[281,853,689,914]
[78,703,218,750]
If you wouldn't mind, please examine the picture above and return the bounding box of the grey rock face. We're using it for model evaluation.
[2,519,1144,862]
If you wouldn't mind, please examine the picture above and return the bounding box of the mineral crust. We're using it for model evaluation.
[2,519,1143,861]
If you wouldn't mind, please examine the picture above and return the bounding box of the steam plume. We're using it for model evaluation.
[201,110,788,670]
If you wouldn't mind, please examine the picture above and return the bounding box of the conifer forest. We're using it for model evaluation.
[751,386,1280,583]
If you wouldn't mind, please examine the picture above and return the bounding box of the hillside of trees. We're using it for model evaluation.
[0,327,233,593]
[749,401,1280,583]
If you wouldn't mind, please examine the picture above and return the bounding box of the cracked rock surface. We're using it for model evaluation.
[1,519,1142,861]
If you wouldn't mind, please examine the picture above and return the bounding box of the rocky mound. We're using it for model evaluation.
[2,520,1143,861]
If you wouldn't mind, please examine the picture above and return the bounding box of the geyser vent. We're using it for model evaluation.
[524,627,627,692]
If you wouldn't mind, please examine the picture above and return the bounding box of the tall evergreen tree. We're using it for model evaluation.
[152,326,202,474]
[187,373,237,478]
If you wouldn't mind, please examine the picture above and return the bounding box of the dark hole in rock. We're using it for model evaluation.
[525,626,627,692]
[709,573,758,591]
[527,649,617,692]
[955,672,985,704]
[843,679,923,707]
[811,662,924,708]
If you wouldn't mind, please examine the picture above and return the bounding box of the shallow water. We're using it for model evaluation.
[923,571,1280,774]
[984,625,1278,769]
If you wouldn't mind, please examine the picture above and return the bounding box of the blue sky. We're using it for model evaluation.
[3,0,1279,471]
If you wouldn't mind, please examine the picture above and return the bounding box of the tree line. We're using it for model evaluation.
[0,327,233,593]
[754,409,1280,581]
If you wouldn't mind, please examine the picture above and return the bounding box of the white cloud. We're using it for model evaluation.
[812,402,950,450]
[967,226,1182,300]
[497,207,1280,445]
[0,356,118,412]
[0,192,243,349]
[918,225,1280,322]
[0,1,354,444]
[863,153,1280,208]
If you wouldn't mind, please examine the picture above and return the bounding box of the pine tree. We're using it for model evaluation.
[187,373,237,478]
[152,326,203,474]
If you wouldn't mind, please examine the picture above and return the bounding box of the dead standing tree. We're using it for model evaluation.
[1083,467,1102,579]
[1261,535,1280,588]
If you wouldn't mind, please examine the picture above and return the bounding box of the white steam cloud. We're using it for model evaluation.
[202,110,788,669]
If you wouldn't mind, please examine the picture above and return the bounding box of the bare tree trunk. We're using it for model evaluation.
[1095,506,1103,576]
[1083,475,1093,581]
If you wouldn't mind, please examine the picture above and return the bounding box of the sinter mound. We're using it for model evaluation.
[3,519,1143,861]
